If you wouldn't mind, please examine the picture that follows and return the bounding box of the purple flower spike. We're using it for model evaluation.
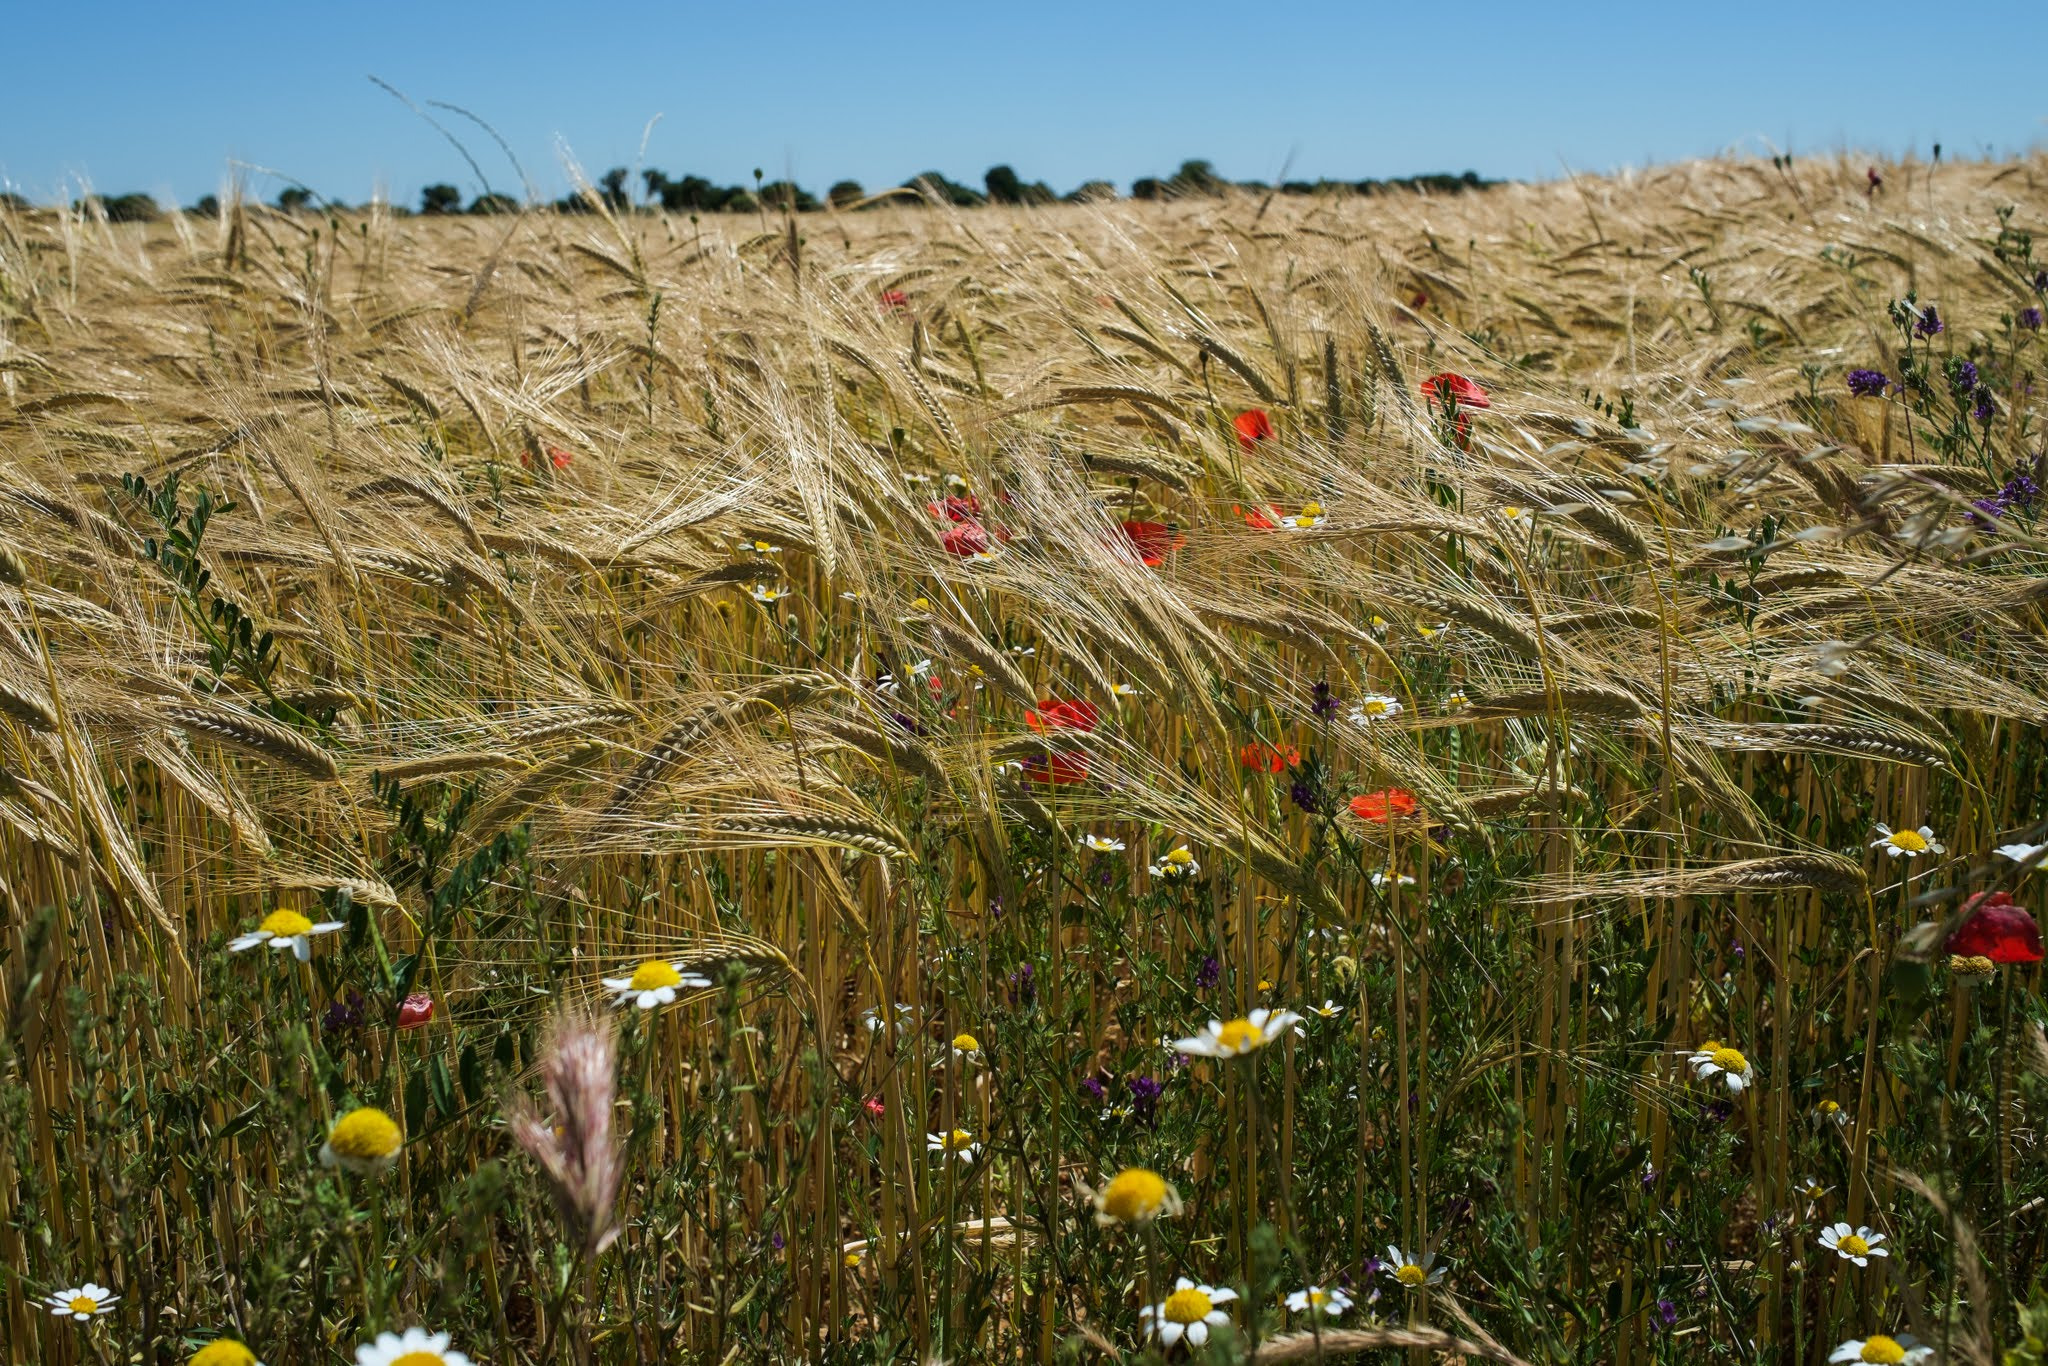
[1846,368,1890,397]
[1915,305,1944,338]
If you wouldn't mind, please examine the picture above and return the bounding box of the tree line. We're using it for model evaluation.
[5,160,1494,221]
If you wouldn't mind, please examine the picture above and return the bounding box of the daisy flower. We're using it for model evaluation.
[926,1128,980,1162]
[1830,1335,1932,1365]
[1415,622,1450,641]
[737,539,782,555]
[1687,1040,1754,1093]
[1280,501,1326,529]
[320,1106,403,1175]
[1368,614,1389,637]
[228,909,345,962]
[1286,1285,1354,1319]
[43,1282,118,1321]
[1813,1099,1850,1128]
[1996,840,2045,866]
[1350,695,1403,724]
[1819,1222,1889,1267]
[1870,824,1943,858]
[1310,999,1345,1019]
[1151,846,1200,881]
[1370,869,1417,890]
[1139,1278,1237,1349]
[190,1340,265,1366]
[1083,833,1126,852]
[861,1002,915,1033]
[949,1032,982,1061]
[601,959,710,1010]
[1087,1166,1183,1226]
[747,583,792,605]
[1444,690,1470,710]
[354,1328,474,1366]
[1173,1008,1303,1059]
[1384,1246,1446,1289]
[1499,505,1534,525]
[1108,682,1141,699]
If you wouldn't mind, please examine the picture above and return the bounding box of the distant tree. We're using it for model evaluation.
[420,183,462,215]
[642,168,670,203]
[758,180,819,212]
[1064,180,1117,203]
[85,193,160,222]
[826,180,865,209]
[903,172,984,207]
[984,165,1023,204]
[722,190,759,214]
[469,192,518,215]
[0,191,31,213]
[597,167,631,211]
[1170,160,1224,196]
[275,186,313,213]
[1129,177,1163,201]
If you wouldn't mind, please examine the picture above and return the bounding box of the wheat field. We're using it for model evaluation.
[2,153,2047,1366]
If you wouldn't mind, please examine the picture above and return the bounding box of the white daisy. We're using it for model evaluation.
[736,539,783,555]
[1830,1335,1931,1365]
[948,1032,982,1061]
[1370,869,1417,890]
[748,583,792,605]
[1384,1246,1446,1288]
[1174,1008,1303,1058]
[1139,1278,1237,1348]
[600,959,711,1010]
[354,1328,474,1366]
[1285,1284,1353,1318]
[860,1002,916,1034]
[1085,1167,1183,1226]
[43,1282,118,1321]
[1819,1222,1889,1267]
[1309,999,1345,1019]
[1083,833,1126,852]
[1870,824,1943,858]
[1996,841,2046,866]
[1349,695,1403,724]
[1498,505,1535,525]
[1444,690,1470,710]
[228,909,346,963]
[1280,501,1327,529]
[1151,846,1200,881]
[1108,682,1141,699]
[1687,1041,1755,1093]
[1415,622,1450,641]
[320,1106,403,1175]
[1813,1099,1850,1128]
[926,1128,980,1162]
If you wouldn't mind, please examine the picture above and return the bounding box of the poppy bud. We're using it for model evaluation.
[397,993,435,1030]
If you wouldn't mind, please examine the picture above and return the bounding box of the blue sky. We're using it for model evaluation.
[4,0,2044,208]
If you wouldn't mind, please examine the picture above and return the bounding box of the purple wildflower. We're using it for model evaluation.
[1129,1075,1162,1128]
[2035,269,2048,293]
[772,1230,785,1252]
[2021,307,2043,331]
[1973,387,1997,423]
[2004,474,2040,508]
[1652,1299,1678,1332]
[321,989,367,1037]
[1007,962,1036,1008]
[1080,1075,1107,1103]
[1288,776,1325,816]
[1948,358,1979,394]
[1846,368,1890,397]
[1915,305,1944,338]
[1310,680,1339,721]
[1194,954,1220,991]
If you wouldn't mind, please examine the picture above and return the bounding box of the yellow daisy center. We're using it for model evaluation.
[1838,1233,1870,1256]
[1360,699,1389,715]
[1099,1167,1168,1222]
[390,1353,447,1366]
[69,1295,99,1315]
[1308,1288,1332,1306]
[1215,1017,1263,1053]
[1299,501,1323,516]
[1505,506,1527,518]
[628,960,682,992]
[1163,1287,1213,1323]
[937,1128,972,1150]
[1888,830,1928,852]
[1396,1263,1428,1286]
[1861,1337,1906,1365]
[1165,847,1193,865]
[952,1033,980,1053]
[191,1342,258,1366]
[1710,1047,1749,1074]
[327,1107,402,1160]
[258,909,314,938]
[843,1251,862,1268]
[1819,1100,1840,1114]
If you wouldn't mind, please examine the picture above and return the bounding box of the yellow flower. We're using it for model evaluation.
[1870,824,1944,858]
[950,1032,982,1061]
[601,959,711,1010]
[229,908,345,962]
[926,1128,980,1162]
[190,1340,263,1366]
[1139,1279,1236,1348]
[320,1106,402,1175]
[1089,1166,1183,1226]
[1687,1042,1754,1093]
[1175,1009,1301,1058]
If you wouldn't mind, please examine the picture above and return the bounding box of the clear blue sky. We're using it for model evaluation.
[5,0,2044,208]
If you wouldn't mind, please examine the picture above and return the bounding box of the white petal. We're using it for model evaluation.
[1185,1322,1208,1346]
[292,937,313,962]
[312,922,346,934]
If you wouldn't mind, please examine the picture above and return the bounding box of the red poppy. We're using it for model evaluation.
[1349,788,1420,823]
[1234,409,1274,450]
[1023,752,1089,785]
[1947,891,2044,964]
[929,494,982,523]
[1238,741,1301,773]
[1235,504,1279,531]
[863,1095,886,1118]
[1026,699,1101,734]
[941,523,991,557]
[879,289,910,313]
[397,993,435,1030]
[1409,290,1429,310]
[1420,372,1490,447]
[1118,520,1185,567]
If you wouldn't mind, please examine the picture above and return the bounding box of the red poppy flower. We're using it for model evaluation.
[1947,891,2044,964]
[863,1095,886,1118]
[1349,788,1420,823]
[1409,290,1430,310]
[879,289,910,313]
[397,993,435,1030]
[928,494,982,523]
[1234,409,1274,450]
[941,523,991,557]
[1238,741,1300,773]
[1235,504,1279,531]
[1023,752,1089,785]
[1026,699,1101,734]
[1118,520,1185,567]
[1420,373,1490,447]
